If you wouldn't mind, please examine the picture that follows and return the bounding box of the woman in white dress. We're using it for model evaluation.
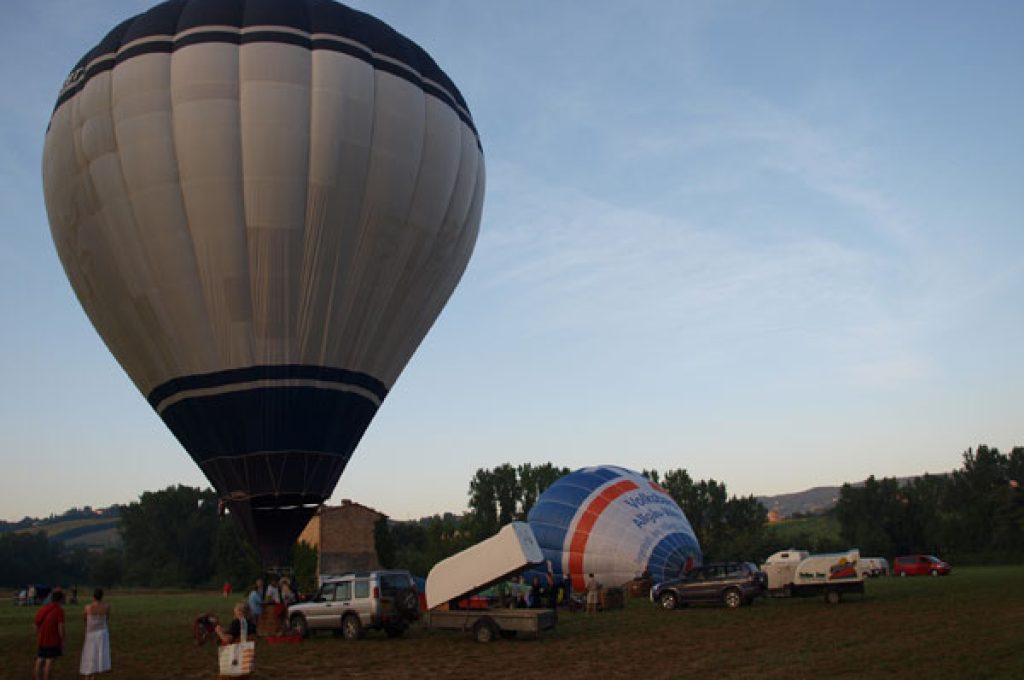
[79,588,111,678]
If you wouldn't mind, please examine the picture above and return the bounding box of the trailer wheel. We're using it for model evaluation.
[472,618,498,643]
[825,589,841,605]
[723,588,743,609]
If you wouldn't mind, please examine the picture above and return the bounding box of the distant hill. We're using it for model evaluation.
[757,486,842,517]
[758,476,931,518]
[3,506,122,551]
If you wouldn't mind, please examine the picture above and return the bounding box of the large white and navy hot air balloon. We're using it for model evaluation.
[528,466,701,591]
[42,0,484,563]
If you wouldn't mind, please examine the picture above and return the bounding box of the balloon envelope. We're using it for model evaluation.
[42,0,484,563]
[528,466,702,591]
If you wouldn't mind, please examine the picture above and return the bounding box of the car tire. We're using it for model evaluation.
[290,614,309,639]
[899,571,907,577]
[825,589,841,605]
[723,589,742,609]
[472,618,498,643]
[341,614,364,641]
[930,569,939,577]
[659,591,678,610]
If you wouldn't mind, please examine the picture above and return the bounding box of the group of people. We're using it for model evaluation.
[33,587,111,680]
[245,576,299,636]
[210,576,299,679]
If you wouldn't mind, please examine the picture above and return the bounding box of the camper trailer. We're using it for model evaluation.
[761,549,865,604]
[761,549,810,596]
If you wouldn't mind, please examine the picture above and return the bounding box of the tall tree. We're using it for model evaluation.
[467,468,499,540]
[120,485,219,587]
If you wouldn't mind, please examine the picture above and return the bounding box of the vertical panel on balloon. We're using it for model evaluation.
[341,71,425,376]
[301,49,374,369]
[368,93,462,380]
[171,42,255,371]
[110,53,217,389]
[388,122,484,382]
[239,42,311,364]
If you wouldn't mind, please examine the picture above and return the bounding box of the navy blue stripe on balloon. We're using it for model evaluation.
[52,0,479,147]
[147,364,388,410]
[159,384,379,462]
[646,532,702,581]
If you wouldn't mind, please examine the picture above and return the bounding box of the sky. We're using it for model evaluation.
[1,1,1022,522]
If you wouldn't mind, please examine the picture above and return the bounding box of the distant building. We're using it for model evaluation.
[298,500,386,575]
[767,508,783,524]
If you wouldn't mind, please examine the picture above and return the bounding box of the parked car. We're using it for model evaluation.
[651,562,765,609]
[859,557,890,578]
[288,570,420,639]
[893,555,951,577]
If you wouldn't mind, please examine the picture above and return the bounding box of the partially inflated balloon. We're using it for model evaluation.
[528,466,701,590]
[43,0,484,563]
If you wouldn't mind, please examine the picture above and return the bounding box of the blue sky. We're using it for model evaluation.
[1,1,1022,521]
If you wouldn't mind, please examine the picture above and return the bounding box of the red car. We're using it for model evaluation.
[893,555,951,577]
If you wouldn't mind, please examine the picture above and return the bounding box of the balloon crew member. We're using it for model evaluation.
[34,589,65,680]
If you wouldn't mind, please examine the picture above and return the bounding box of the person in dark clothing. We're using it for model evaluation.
[530,576,545,609]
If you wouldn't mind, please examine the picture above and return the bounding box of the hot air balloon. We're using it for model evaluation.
[42,0,484,564]
[528,466,701,591]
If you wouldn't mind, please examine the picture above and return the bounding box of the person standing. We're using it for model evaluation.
[280,578,296,606]
[585,573,600,615]
[247,579,263,621]
[33,589,65,680]
[79,588,111,678]
[264,579,280,606]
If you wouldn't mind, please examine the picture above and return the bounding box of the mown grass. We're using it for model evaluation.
[2,566,1022,679]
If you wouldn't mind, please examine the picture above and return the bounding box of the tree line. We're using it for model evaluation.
[836,445,1024,562]
[3,446,1021,589]
[374,462,769,572]
[0,486,318,593]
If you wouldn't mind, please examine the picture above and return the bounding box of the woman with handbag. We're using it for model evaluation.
[215,602,255,679]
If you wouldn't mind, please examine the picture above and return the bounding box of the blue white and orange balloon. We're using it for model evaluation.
[42,0,484,563]
[528,466,701,590]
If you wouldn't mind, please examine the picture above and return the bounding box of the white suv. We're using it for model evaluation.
[288,570,419,639]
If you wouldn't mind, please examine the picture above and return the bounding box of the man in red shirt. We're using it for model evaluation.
[34,589,65,680]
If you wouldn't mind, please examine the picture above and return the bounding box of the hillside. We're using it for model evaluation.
[3,506,122,551]
[757,486,841,517]
[757,475,930,518]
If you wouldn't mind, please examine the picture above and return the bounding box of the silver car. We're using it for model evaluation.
[288,570,420,639]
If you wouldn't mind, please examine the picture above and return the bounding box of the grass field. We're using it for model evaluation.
[3,566,1023,679]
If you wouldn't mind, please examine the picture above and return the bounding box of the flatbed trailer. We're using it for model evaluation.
[426,608,557,643]
[425,522,556,642]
